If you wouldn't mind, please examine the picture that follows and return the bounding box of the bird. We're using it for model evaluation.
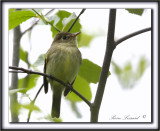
[43,32,82,118]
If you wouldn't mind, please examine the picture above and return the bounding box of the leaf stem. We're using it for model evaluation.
[32,9,41,17]
[32,8,61,32]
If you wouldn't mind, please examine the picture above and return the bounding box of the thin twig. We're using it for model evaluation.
[67,8,86,32]
[9,66,91,107]
[32,9,61,32]
[27,84,43,122]
[32,9,41,17]
[48,22,61,32]
[22,9,55,35]
[115,27,151,46]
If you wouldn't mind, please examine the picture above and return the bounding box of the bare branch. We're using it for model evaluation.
[67,8,86,32]
[91,9,117,122]
[27,84,43,122]
[115,27,151,46]
[10,25,22,122]
[9,66,91,107]
[9,70,24,73]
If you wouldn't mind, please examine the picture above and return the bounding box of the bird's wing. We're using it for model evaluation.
[43,56,48,94]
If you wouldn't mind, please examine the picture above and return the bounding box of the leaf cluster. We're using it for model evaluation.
[112,56,149,88]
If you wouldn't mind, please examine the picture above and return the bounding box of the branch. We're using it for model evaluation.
[115,27,151,46]
[67,8,86,32]
[27,84,43,122]
[10,25,22,122]
[9,66,91,107]
[22,9,55,35]
[91,9,117,122]
[32,9,61,32]
[9,70,24,73]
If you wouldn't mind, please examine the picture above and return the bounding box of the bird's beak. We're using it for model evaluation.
[72,32,81,37]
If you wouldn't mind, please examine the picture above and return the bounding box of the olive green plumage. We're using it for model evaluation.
[44,32,82,118]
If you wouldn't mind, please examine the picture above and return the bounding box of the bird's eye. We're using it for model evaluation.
[62,36,67,40]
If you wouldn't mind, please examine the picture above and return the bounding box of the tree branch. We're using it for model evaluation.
[91,9,117,122]
[22,9,55,35]
[10,26,22,122]
[32,9,61,32]
[9,66,91,107]
[115,27,151,46]
[27,84,43,122]
[67,8,86,32]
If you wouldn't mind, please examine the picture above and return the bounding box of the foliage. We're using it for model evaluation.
[9,88,27,95]
[21,103,41,112]
[9,8,147,122]
[9,9,100,121]
[20,47,30,66]
[70,102,82,118]
[78,33,94,47]
[112,56,149,88]
[49,10,81,43]
[78,59,110,84]
[9,9,36,30]
[18,75,40,93]
[126,9,144,16]
[38,115,63,122]
[33,54,45,66]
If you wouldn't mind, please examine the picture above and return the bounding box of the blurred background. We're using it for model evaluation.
[9,9,151,122]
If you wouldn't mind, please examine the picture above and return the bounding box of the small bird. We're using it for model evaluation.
[43,32,82,118]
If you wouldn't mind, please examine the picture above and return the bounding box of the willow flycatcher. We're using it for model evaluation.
[43,32,82,118]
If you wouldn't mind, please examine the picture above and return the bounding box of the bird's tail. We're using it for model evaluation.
[51,88,62,118]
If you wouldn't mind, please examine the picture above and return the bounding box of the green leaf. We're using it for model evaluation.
[9,88,27,95]
[126,9,144,16]
[66,75,92,102]
[21,103,40,112]
[62,12,76,27]
[79,59,110,84]
[40,13,48,25]
[46,15,60,25]
[56,10,71,30]
[50,26,59,38]
[70,102,82,118]
[20,47,29,64]
[111,61,122,75]
[39,114,63,122]
[112,56,149,88]
[39,115,62,122]
[18,74,40,92]
[50,10,81,38]
[9,9,15,13]
[33,54,45,66]
[135,56,149,80]
[78,33,94,47]
[9,9,36,30]
[124,62,132,72]
[63,18,81,34]
[52,117,63,122]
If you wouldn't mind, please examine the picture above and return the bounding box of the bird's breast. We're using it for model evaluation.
[46,44,81,84]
